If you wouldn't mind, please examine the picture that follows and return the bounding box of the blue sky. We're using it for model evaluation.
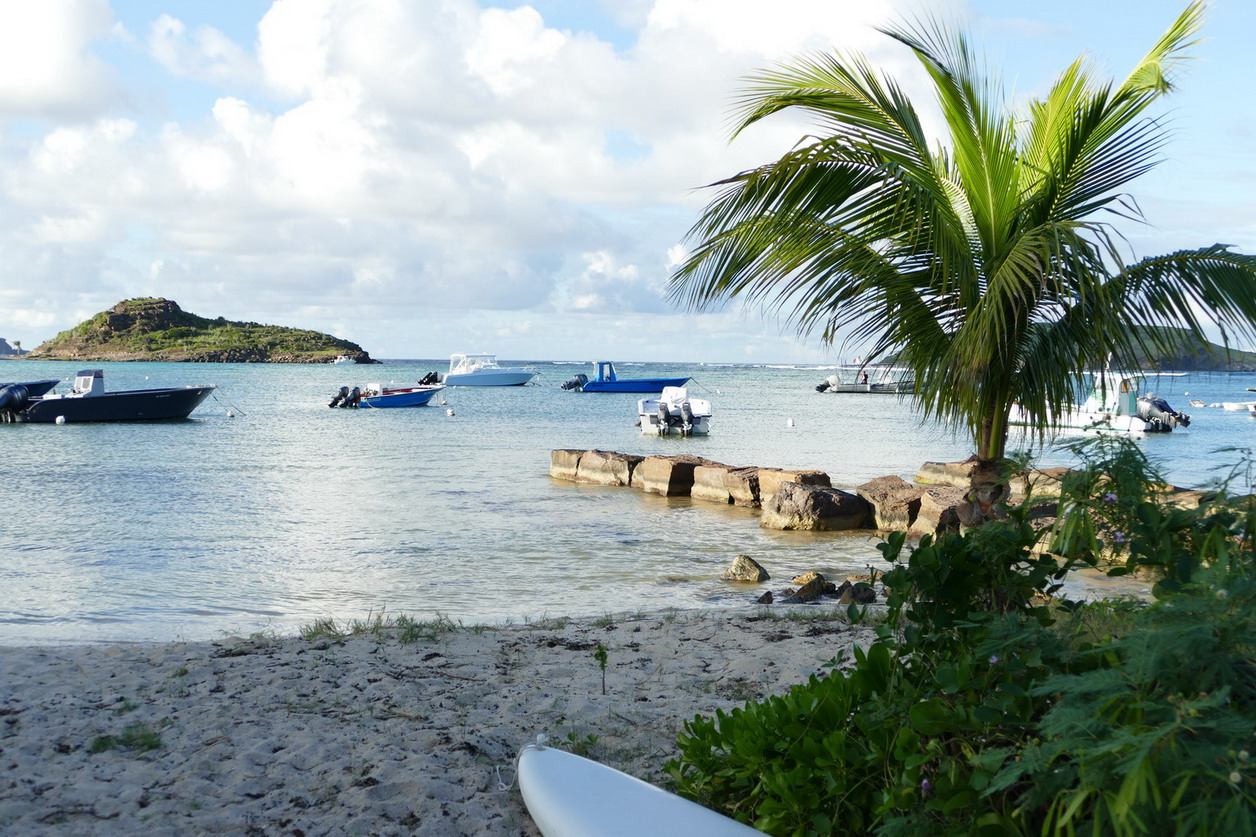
[0,0,1251,362]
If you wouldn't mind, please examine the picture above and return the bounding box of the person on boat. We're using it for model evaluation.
[861,372,869,385]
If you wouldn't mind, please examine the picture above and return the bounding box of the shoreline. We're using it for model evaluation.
[0,607,876,835]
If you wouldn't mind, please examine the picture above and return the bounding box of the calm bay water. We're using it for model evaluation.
[2,358,1253,645]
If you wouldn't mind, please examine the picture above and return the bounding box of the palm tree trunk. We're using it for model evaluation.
[962,402,1012,526]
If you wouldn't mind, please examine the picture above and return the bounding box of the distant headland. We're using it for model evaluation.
[23,298,375,364]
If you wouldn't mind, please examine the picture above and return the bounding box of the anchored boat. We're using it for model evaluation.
[329,381,444,408]
[442,353,535,386]
[637,386,711,436]
[1,370,214,423]
[1008,372,1190,433]
[816,367,913,393]
[561,361,689,393]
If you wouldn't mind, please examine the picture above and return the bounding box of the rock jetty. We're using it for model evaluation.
[548,450,1151,537]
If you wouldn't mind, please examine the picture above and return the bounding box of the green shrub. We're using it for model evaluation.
[668,438,1256,835]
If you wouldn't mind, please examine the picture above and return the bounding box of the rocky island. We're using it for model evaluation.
[24,298,375,364]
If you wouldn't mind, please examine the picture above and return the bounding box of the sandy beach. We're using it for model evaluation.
[0,608,876,835]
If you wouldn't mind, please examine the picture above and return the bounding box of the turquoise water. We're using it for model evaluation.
[1,359,1253,645]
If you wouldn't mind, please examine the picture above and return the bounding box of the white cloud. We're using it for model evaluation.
[0,0,118,119]
[0,0,1242,363]
[148,13,257,85]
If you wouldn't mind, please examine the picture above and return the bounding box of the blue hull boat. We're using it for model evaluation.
[560,361,689,393]
[330,382,444,408]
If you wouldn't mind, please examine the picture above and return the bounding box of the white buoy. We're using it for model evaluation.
[55,416,66,424]
[227,410,235,418]
[786,418,795,428]
[446,408,455,416]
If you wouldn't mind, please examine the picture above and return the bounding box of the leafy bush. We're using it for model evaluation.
[667,439,1256,836]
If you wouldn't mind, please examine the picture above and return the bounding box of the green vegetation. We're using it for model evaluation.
[28,297,370,363]
[299,609,468,643]
[666,437,1256,835]
[88,721,163,754]
[669,2,1256,518]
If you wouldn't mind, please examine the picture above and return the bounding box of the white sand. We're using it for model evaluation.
[0,608,875,836]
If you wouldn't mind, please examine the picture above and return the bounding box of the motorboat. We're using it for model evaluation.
[561,361,689,393]
[328,382,444,408]
[1008,372,1190,433]
[816,368,913,393]
[331,355,354,364]
[637,386,712,436]
[2,369,215,423]
[442,353,535,386]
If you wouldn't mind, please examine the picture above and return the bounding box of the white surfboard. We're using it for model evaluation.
[517,741,767,836]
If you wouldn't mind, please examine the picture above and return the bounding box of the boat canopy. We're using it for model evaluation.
[448,353,498,374]
[593,361,617,382]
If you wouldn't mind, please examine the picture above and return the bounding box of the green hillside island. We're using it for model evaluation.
[1127,326,1256,371]
[26,298,376,364]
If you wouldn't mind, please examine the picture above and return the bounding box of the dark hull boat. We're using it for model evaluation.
[2,370,215,423]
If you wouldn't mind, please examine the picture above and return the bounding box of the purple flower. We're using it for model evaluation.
[1113,532,1126,544]
[1103,492,1118,503]
[921,779,932,793]
[989,655,1000,665]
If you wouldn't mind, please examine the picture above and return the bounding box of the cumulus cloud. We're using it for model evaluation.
[9,0,1229,362]
[0,0,119,119]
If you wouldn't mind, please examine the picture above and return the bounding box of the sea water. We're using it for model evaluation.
[1,358,1253,645]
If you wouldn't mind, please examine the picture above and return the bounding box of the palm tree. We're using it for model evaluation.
[670,2,1256,517]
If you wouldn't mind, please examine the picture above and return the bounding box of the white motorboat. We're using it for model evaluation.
[442,353,535,386]
[1009,372,1190,433]
[815,367,913,393]
[331,354,354,364]
[637,386,711,436]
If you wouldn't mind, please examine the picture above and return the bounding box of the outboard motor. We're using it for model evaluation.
[418,371,440,385]
[329,386,350,408]
[339,386,362,408]
[561,373,588,392]
[0,383,28,412]
[679,400,696,436]
[1137,395,1191,431]
[0,383,30,422]
[816,380,830,392]
[655,401,671,435]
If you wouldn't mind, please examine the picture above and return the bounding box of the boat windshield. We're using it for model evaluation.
[449,354,498,373]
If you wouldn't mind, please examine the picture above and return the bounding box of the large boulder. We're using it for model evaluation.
[549,449,584,481]
[630,454,716,496]
[908,486,967,538]
[758,468,830,501]
[691,464,761,507]
[915,457,980,488]
[760,482,870,531]
[723,554,770,582]
[856,475,926,531]
[575,450,643,486]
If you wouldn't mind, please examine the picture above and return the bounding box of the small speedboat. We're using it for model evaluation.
[442,353,534,386]
[329,382,444,408]
[331,354,354,364]
[561,361,688,393]
[3,369,215,423]
[637,386,711,436]
[816,368,913,393]
[1009,372,1190,434]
